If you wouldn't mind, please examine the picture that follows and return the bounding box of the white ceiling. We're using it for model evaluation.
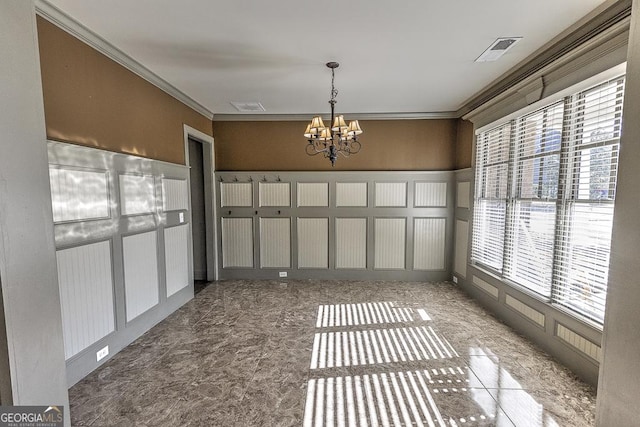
[45,0,608,117]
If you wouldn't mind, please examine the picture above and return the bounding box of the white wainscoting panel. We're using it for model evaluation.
[472,276,499,299]
[454,220,469,277]
[221,218,254,268]
[260,218,291,268]
[556,324,602,362]
[335,218,367,269]
[457,182,471,209]
[56,241,115,360]
[375,182,407,207]
[259,182,290,207]
[505,295,545,327]
[298,218,329,268]
[119,174,155,215]
[220,182,253,207]
[414,182,447,207]
[413,218,446,270]
[123,231,160,322]
[297,183,329,207]
[374,218,406,269]
[164,224,190,297]
[162,178,189,211]
[49,167,109,223]
[335,182,368,207]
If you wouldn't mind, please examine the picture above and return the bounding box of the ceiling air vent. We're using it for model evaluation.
[230,101,266,112]
[475,37,522,62]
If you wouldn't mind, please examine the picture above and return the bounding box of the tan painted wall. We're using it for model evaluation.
[36,17,213,165]
[455,119,473,170]
[214,119,457,171]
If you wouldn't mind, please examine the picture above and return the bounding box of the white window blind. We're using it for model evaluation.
[471,74,625,325]
[505,102,564,297]
[552,76,624,323]
[471,123,510,272]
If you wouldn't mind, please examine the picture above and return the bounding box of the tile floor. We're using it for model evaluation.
[69,280,596,426]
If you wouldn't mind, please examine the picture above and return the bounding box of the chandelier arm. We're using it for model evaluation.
[305,142,330,156]
[348,140,362,154]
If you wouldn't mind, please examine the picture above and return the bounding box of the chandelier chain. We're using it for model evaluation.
[330,67,338,104]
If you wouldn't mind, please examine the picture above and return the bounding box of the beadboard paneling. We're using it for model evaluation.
[454,220,469,277]
[414,182,447,207]
[259,182,291,207]
[375,182,407,207]
[162,178,189,211]
[164,224,190,297]
[335,182,368,207]
[298,218,329,268]
[374,218,406,269]
[123,231,159,321]
[413,218,446,270]
[220,182,253,207]
[49,167,110,223]
[335,218,367,269]
[457,181,471,209]
[56,241,115,360]
[260,218,291,268]
[221,217,254,268]
[119,174,155,215]
[298,183,329,207]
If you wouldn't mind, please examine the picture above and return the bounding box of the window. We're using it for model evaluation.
[471,124,510,272]
[471,75,625,324]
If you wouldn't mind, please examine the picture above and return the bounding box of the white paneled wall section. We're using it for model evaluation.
[220,182,253,207]
[335,218,367,269]
[216,172,454,280]
[122,231,160,321]
[164,224,190,297]
[259,182,290,207]
[47,141,194,386]
[49,167,110,222]
[162,178,189,211]
[298,218,329,268]
[375,182,407,207]
[374,218,406,269]
[221,218,254,268]
[454,220,469,278]
[336,182,368,207]
[298,183,329,207]
[260,218,291,268]
[413,218,446,270]
[414,182,447,207]
[119,174,155,215]
[56,241,115,360]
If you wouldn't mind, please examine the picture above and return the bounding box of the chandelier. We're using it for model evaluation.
[304,62,363,166]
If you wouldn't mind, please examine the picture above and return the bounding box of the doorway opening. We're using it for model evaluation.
[0,277,13,404]
[188,137,207,284]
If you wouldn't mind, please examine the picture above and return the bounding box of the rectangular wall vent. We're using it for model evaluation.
[475,37,522,62]
[230,101,265,112]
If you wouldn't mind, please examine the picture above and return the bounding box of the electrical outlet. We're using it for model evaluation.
[96,345,109,362]
[279,271,287,278]
[452,276,458,284]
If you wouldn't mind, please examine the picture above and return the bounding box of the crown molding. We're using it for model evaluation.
[213,112,459,122]
[35,0,214,120]
[456,0,632,119]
